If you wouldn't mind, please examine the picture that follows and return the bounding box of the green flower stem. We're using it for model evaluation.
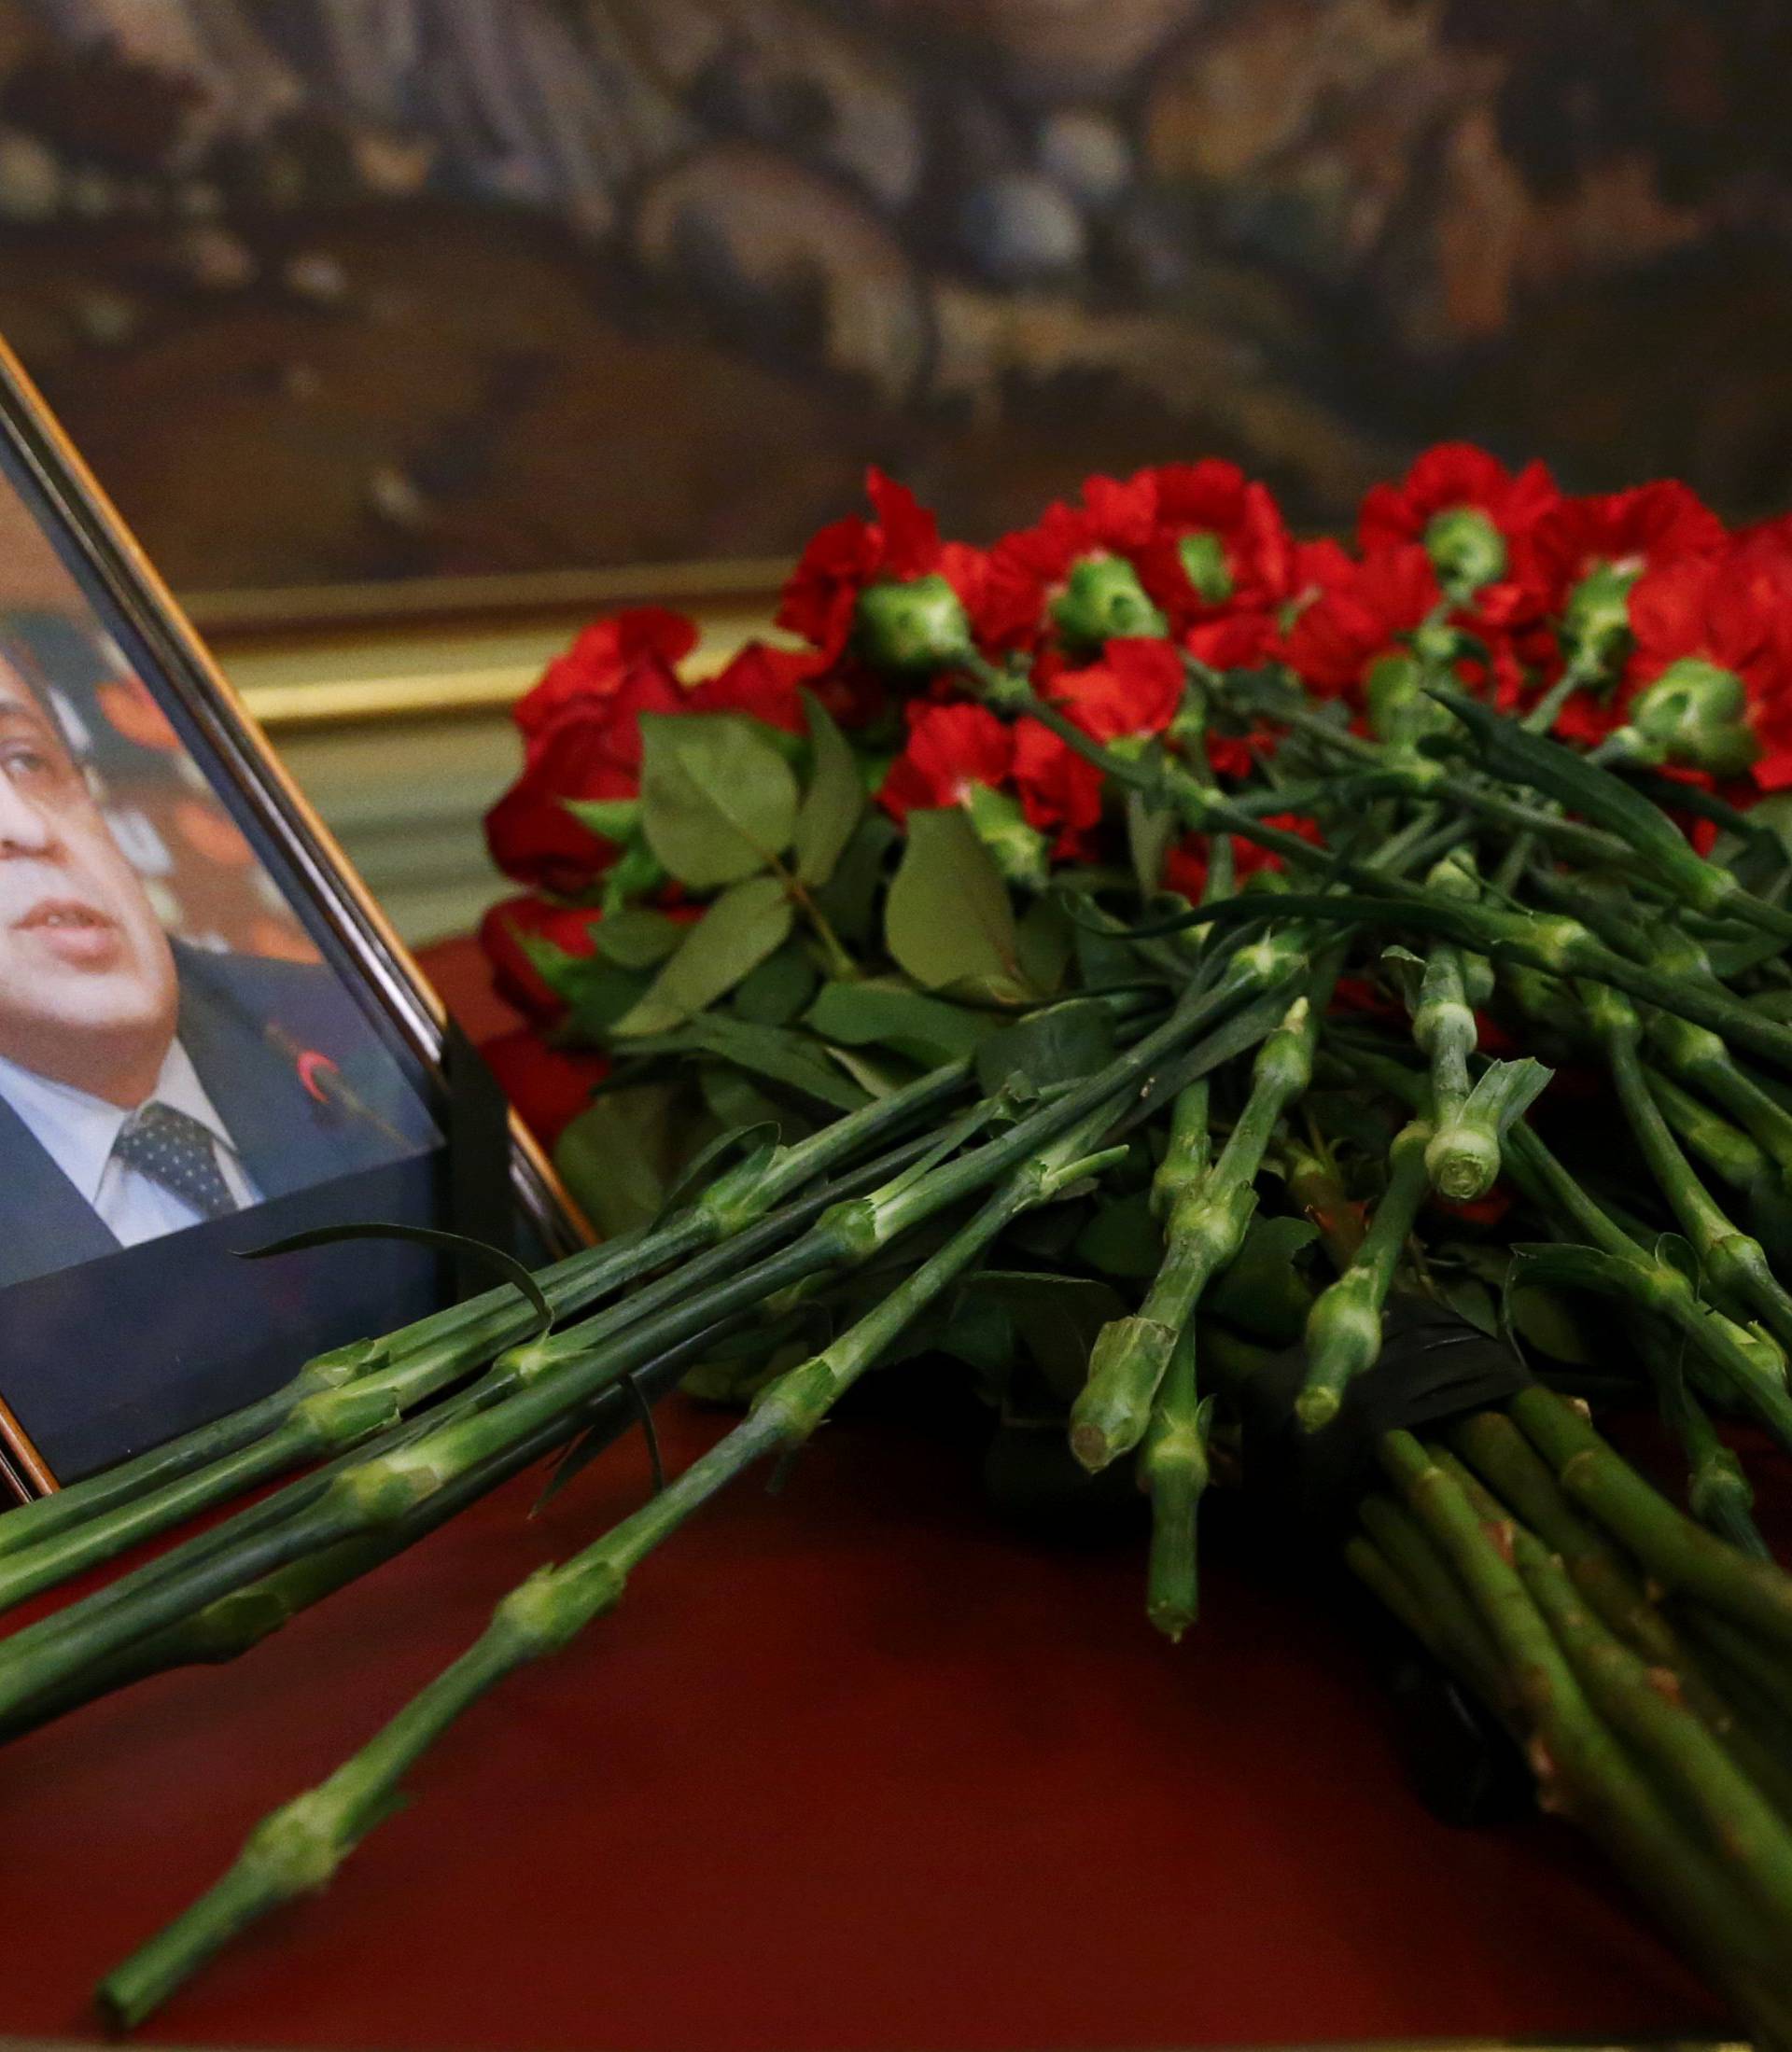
[1660,1367,1770,1559]
[0,1057,973,1581]
[1508,1388,1792,1651]
[1511,1524,1792,1937]
[1580,981,1792,1354]
[1378,1430,1792,2042]
[1647,1013,1792,1191]
[1073,992,1316,1471]
[1435,687,1792,946]
[2,977,1248,1726]
[96,1108,1123,2031]
[1677,1612,1792,1758]
[0,1327,723,1747]
[1296,1120,1433,1432]
[1140,1333,1211,1642]
[1226,691,1633,866]
[0,1079,971,1622]
[1522,646,1610,735]
[1645,1068,1781,1199]
[1354,1491,1508,1710]
[1177,887,1792,1076]
[1441,1410,1792,1819]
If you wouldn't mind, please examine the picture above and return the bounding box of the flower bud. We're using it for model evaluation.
[1177,529,1233,604]
[854,573,973,673]
[1423,506,1505,594]
[1630,657,1759,777]
[1051,553,1168,649]
[963,779,1050,889]
[1561,562,1637,665]
[1366,651,1451,747]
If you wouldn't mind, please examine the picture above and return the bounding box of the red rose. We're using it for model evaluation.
[477,895,604,1024]
[878,699,1015,822]
[485,661,684,896]
[481,1027,610,1154]
[1045,636,1183,744]
[689,641,827,733]
[514,608,696,759]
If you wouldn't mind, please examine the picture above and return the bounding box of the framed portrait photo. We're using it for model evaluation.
[0,340,583,1499]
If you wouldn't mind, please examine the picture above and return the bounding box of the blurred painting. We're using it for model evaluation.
[0,1,1788,604]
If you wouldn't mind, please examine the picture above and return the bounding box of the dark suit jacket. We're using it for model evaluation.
[0,942,439,1290]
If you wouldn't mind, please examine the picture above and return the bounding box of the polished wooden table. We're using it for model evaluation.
[0,942,1743,2050]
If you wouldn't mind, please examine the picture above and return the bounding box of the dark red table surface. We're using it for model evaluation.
[0,942,1740,2050]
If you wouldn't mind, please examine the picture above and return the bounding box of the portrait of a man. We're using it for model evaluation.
[0,654,437,1290]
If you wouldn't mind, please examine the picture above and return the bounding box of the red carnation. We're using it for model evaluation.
[982,476,1161,651]
[1280,545,1440,705]
[1359,444,1559,554]
[1163,813,1322,900]
[513,608,697,759]
[1045,637,1183,744]
[1012,718,1106,857]
[879,700,1015,823]
[1627,537,1792,789]
[1529,481,1727,611]
[777,468,988,663]
[1132,459,1294,625]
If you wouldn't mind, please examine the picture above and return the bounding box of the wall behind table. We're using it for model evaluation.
[217,603,772,947]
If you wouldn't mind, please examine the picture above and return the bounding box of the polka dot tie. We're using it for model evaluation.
[111,1101,239,1221]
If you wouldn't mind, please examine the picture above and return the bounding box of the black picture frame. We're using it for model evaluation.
[0,338,584,1499]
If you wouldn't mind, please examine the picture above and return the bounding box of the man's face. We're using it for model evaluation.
[0,667,176,1104]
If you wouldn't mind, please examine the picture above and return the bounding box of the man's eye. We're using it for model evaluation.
[1,743,67,787]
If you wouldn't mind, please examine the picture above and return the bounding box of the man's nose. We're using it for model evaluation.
[0,778,59,856]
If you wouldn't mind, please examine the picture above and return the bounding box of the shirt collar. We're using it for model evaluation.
[0,1040,240,1207]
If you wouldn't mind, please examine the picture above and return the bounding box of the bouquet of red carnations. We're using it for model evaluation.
[5,447,1792,2044]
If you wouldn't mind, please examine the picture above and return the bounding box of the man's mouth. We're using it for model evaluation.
[14,898,122,966]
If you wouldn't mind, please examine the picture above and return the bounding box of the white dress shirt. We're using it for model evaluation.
[0,1040,259,1246]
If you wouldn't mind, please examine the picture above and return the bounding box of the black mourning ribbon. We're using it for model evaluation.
[1238,1295,1534,1537]
[1234,1296,1538,1827]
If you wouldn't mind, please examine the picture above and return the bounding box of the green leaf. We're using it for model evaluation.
[1074,1191,1164,1278]
[826,1044,915,1098]
[1126,789,1176,900]
[813,811,896,946]
[975,998,1118,1096]
[563,795,643,842]
[612,876,794,1036]
[731,942,819,1026]
[805,978,995,1066]
[1428,691,1723,910]
[792,691,865,886]
[886,807,1027,998]
[964,1272,1131,1403]
[1017,893,1073,993]
[592,907,687,969]
[1507,1276,1597,1366]
[553,1082,703,1238]
[629,1012,869,1111]
[638,712,799,887]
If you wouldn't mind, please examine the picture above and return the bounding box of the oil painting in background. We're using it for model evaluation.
[0,0,1787,600]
